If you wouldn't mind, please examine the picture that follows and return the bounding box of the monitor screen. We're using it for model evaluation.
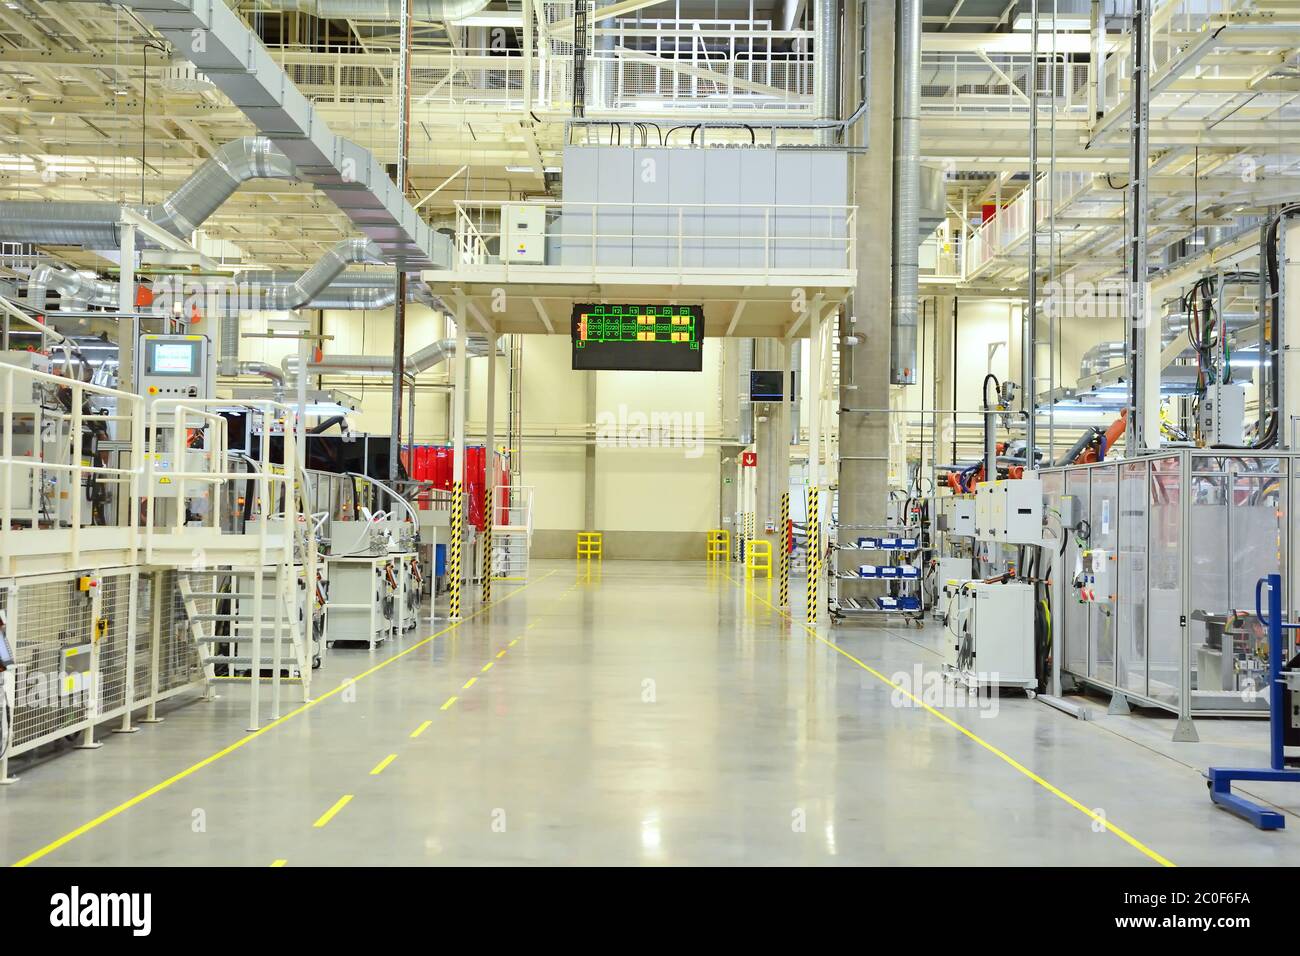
[149,340,199,376]
[572,304,704,372]
[750,370,798,402]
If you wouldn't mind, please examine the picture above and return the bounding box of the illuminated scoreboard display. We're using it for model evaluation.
[571,303,704,372]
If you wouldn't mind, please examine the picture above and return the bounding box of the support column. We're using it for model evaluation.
[482,333,498,603]
[806,303,823,623]
[118,222,136,391]
[583,370,597,531]
[754,339,782,548]
[1127,0,1152,454]
[780,339,794,608]
[450,304,469,620]
[840,0,894,535]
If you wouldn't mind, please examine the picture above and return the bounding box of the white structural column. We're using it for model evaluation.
[805,300,823,623]
[449,303,469,619]
[118,221,135,390]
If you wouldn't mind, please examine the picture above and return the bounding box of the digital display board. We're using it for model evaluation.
[750,370,799,402]
[571,303,704,372]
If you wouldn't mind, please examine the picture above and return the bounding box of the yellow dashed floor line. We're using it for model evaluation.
[369,754,397,776]
[441,695,459,710]
[270,859,287,868]
[496,649,507,659]
[480,662,493,673]
[410,720,432,739]
[462,677,477,689]
[313,795,353,829]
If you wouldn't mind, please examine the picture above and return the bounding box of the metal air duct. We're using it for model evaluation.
[889,0,921,385]
[0,137,295,252]
[255,0,491,18]
[813,0,839,145]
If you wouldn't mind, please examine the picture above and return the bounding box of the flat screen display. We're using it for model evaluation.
[572,304,704,372]
[149,340,199,375]
[749,370,798,402]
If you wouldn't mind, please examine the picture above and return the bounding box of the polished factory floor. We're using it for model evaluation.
[3,559,1299,866]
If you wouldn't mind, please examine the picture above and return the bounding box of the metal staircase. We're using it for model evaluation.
[179,567,311,731]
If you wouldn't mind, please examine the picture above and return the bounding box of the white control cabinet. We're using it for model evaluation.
[974,477,1043,545]
[944,580,1037,690]
[502,203,546,264]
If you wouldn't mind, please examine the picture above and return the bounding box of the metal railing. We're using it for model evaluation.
[920,52,1090,116]
[452,199,857,277]
[0,362,144,576]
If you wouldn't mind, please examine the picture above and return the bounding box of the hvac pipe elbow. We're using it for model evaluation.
[151,137,296,236]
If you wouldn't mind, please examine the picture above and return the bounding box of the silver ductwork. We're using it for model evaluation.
[219,238,383,374]
[241,271,439,311]
[813,0,839,145]
[1,137,295,254]
[254,0,490,18]
[26,265,118,313]
[889,0,921,385]
[1079,341,1126,380]
[286,334,491,377]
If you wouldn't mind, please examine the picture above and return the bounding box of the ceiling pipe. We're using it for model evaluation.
[0,137,295,253]
[284,334,492,378]
[889,0,922,385]
[254,0,491,17]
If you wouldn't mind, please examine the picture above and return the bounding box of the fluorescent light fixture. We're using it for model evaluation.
[1012,13,1091,31]
[504,165,535,173]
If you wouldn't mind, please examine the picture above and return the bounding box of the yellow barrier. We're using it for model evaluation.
[745,539,772,579]
[706,528,730,562]
[576,531,603,561]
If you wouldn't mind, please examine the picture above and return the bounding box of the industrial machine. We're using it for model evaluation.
[942,579,1039,692]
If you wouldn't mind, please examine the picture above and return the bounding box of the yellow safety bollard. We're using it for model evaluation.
[746,539,772,579]
[577,531,603,562]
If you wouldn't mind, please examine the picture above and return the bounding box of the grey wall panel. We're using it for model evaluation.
[669,149,707,267]
[558,145,600,266]
[738,149,777,269]
[597,146,635,267]
[703,149,742,270]
[807,151,850,269]
[633,148,672,267]
[773,151,812,269]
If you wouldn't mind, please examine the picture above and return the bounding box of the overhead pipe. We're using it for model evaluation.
[219,238,383,375]
[285,334,492,378]
[254,0,491,17]
[813,0,839,146]
[889,0,921,384]
[1,137,295,254]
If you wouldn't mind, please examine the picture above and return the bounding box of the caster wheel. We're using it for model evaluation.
[312,656,322,670]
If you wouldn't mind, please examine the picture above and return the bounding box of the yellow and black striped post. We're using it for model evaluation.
[805,486,818,621]
[481,485,493,604]
[450,480,464,620]
[779,492,790,610]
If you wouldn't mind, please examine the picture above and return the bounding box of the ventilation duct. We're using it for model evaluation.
[254,0,491,18]
[1079,341,1126,380]
[218,238,383,374]
[119,0,447,267]
[889,0,922,385]
[813,0,839,145]
[286,334,491,377]
[25,266,118,313]
[0,137,295,252]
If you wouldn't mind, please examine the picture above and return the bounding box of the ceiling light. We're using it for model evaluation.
[504,166,535,173]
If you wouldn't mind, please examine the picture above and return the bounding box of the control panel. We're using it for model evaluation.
[974,476,1043,545]
[134,334,213,414]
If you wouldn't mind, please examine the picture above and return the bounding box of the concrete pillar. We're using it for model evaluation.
[584,370,597,530]
[754,338,783,544]
[839,0,895,529]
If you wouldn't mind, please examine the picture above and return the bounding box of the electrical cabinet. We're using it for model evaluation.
[502,203,546,264]
[943,580,1037,689]
[974,477,1043,545]
[1197,382,1247,446]
[936,494,976,537]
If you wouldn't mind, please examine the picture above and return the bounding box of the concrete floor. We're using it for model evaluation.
[3,559,1300,866]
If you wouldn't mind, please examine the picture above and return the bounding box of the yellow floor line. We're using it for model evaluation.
[727,573,1175,868]
[313,794,353,828]
[10,570,555,868]
[369,754,398,776]
[508,639,518,647]
[270,859,287,867]
[462,677,477,689]
[480,662,494,673]
[409,720,432,739]
[441,695,458,710]
[496,650,507,659]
